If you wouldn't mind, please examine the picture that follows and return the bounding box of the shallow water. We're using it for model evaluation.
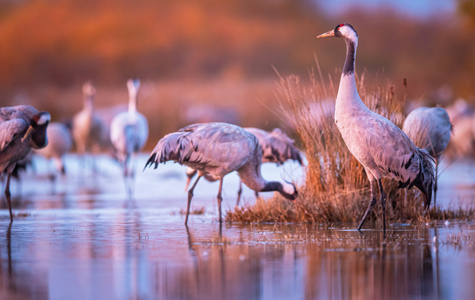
[0,155,474,300]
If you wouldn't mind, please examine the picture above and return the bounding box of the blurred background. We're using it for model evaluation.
[0,0,473,149]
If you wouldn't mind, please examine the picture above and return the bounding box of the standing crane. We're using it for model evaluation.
[403,107,452,205]
[72,81,106,173]
[317,23,435,236]
[110,79,149,195]
[0,106,50,222]
[144,122,298,225]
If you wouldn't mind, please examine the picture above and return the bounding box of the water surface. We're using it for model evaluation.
[0,155,474,300]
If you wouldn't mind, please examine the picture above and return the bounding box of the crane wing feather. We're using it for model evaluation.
[0,119,28,152]
[146,123,258,176]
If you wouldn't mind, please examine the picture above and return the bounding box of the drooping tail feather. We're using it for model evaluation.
[143,132,190,171]
[409,148,435,209]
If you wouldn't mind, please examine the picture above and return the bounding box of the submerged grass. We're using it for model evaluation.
[227,68,474,224]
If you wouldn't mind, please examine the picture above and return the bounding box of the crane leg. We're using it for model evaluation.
[236,180,243,206]
[185,175,202,225]
[217,178,224,224]
[434,160,438,207]
[357,180,376,231]
[185,177,192,193]
[5,173,13,223]
[377,179,387,237]
[185,169,197,192]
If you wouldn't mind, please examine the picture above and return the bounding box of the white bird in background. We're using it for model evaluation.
[110,79,149,195]
[317,23,435,236]
[0,105,50,222]
[184,127,303,205]
[403,107,452,205]
[35,122,73,184]
[72,81,106,172]
[144,122,298,225]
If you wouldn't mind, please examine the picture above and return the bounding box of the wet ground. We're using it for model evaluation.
[0,155,474,300]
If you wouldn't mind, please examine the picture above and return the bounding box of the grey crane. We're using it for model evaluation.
[0,105,50,222]
[184,127,302,205]
[35,122,73,183]
[72,81,107,172]
[110,79,149,195]
[403,107,452,205]
[317,23,435,236]
[144,122,298,225]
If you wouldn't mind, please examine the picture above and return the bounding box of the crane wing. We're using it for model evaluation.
[348,114,421,183]
[181,123,257,171]
[146,123,259,176]
[0,119,28,152]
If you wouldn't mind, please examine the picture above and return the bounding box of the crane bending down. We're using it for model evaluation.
[110,79,149,195]
[144,122,298,225]
[402,107,452,205]
[184,127,302,205]
[0,106,50,222]
[317,23,435,236]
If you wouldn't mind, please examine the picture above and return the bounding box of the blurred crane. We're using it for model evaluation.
[0,106,50,222]
[35,122,73,186]
[317,23,435,236]
[444,99,475,159]
[403,107,452,205]
[110,79,149,196]
[144,122,298,225]
[72,81,107,173]
[185,127,302,205]
[445,98,473,124]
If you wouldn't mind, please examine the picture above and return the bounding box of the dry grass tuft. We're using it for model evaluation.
[227,67,474,224]
[179,206,206,215]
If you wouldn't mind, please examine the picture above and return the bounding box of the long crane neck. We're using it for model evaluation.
[237,156,294,199]
[128,93,137,113]
[343,37,356,76]
[83,94,94,112]
[336,37,368,113]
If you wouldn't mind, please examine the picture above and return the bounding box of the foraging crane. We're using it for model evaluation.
[110,79,149,194]
[72,81,106,171]
[184,127,302,205]
[317,23,435,236]
[0,106,50,222]
[144,122,298,225]
[403,107,452,205]
[35,122,73,182]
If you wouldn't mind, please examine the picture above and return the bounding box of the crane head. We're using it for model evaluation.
[22,112,51,149]
[127,78,141,96]
[317,23,358,42]
[82,81,96,98]
[280,180,298,201]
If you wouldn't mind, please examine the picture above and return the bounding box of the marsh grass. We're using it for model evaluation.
[227,68,474,224]
[179,206,206,215]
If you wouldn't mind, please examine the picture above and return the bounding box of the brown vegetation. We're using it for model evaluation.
[0,0,474,100]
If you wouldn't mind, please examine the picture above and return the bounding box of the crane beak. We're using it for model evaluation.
[317,30,335,39]
[21,126,34,143]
